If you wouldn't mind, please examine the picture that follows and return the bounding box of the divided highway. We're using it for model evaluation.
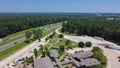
[0,38,26,51]
[0,25,60,51]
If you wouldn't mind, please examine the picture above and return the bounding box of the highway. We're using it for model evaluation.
[0,38,26,51]
[0,25,60,51]
[0,32,52,68]
[0,34,25,43]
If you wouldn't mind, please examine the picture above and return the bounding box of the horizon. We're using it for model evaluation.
[0,0,120,13]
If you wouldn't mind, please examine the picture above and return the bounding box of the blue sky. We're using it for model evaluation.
[0,0,120,13]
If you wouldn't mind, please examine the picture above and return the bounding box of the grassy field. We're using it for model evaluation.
[0,41,30,61]
[0,26,61,61]
[48,33,78,48]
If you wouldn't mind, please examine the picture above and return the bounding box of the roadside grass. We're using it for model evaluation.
[0,35,25,47]
[0,41,30,61]
[0,27,60,61]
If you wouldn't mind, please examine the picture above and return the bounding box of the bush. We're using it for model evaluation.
[78,41,85,48]
[92,47,107,65]
[65,40,70,45]
[86,42,92,47]
[61,28,65,32]
[59,45,65,51]
[59,34,64,38]
[49,34,53,38]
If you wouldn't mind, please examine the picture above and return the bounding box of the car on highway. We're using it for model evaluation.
[14,42,18,44]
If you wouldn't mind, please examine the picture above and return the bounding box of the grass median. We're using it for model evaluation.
[0,27,59,61]
[0,35,25,47]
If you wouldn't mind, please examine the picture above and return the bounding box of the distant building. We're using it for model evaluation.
[33,57,54,68]
[94,36,104,41]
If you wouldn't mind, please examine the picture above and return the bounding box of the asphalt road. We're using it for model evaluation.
[0,26,60,51]
[0,31,53,68]
[0,38,26,51]
[0,34,25,43]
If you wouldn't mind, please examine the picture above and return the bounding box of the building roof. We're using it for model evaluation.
[50,50,59,58]
[69,57,81,67]
[34,57,54,68]
[80,58,100,67]
[72,51,93,59]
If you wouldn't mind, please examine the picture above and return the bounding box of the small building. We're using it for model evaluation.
[94,36,104,41]
[33,57,54,68]
[80,58,100,67]
[50,50,59,58]
[72,51,93,59]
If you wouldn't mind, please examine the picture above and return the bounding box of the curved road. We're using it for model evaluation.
[55,27,120,68]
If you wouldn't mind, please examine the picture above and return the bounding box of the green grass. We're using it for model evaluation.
[0,26,61,61]
[0,35,25,47]
[0,41,30,61]
[92,47,107,68]
[48,34,78,48]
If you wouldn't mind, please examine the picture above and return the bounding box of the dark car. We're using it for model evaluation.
[14,42,18,44]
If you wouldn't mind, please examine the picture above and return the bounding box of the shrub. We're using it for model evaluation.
[59,34,64,38]
[86,42,92,47]
[78,41,85,48]
[65,40,70,45]
[61,28,65,32]
[59,45,65,51]
[92,47,107,65]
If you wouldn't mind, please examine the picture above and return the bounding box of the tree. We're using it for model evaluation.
[61,28,65,32]
[33,28,42,40]
[34,49,38,58]
[59,34,64,38]
[49,34,53,38]
[25,30,32,40]
[39,45,50,57]
[59,45,65,51]
[86,42,92,47]
[0,15,66,38]
[78,41,85,48]
[65,40,70,45]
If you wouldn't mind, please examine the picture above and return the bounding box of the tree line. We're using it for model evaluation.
[61,17,120,44]
[0,15,67,38]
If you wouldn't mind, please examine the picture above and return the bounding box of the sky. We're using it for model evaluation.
[0,0,120,13]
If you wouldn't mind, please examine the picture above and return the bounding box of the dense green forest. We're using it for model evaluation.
[0,15,66,38]
[61,17,120,44]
